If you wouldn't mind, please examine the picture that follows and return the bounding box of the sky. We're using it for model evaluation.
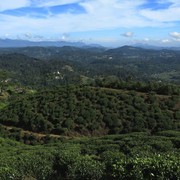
[0,0,180,47]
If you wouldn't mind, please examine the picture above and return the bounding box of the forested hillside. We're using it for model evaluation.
[0,46,179,138]
[0,46,180,85]
[0,46,179,179]
[0,85,179,136]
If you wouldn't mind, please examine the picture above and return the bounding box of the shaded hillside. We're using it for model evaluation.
[0,46,179,83]
[0,46,104,60]
[0,86,179,135]
[0,53,82,87]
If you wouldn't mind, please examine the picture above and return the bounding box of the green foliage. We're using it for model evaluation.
[0,146,55,180]
[0,131,179,180]
[112,154,180,180]
[68,155,105,180]
[0,167,20,180]
[0,46,180,88]
[156,130,180,137]
[0,46,180,180]
[0,86,179,137]
[53,143,81,178]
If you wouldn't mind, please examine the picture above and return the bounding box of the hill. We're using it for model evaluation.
[0,85,179,136]
[0,53,82,87]
[0,46,179,84]
[0,46,180,179]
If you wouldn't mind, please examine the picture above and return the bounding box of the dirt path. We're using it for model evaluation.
[0,124,68,139]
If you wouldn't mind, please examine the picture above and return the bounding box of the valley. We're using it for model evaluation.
[0,45,179,179]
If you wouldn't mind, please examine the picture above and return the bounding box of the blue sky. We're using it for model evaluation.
[0,0,180,47]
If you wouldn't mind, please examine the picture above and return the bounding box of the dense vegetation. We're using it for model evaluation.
[0,85,179,136]
[0,53,81,87]
[0,131,180,180]
[0,46,179,179]
[0,46,180,88]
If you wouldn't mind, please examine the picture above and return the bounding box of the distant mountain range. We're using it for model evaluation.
[0,38,179,51]
[0,45,179,86]
[133,43,180,51]
[0,38,103,48]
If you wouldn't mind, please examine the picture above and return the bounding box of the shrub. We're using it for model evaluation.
[68,155,105,180]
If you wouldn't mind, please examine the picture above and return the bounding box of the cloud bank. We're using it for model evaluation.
[0,0,179,46]
[169,32,180,41]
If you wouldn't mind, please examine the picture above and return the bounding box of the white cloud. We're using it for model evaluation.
[169,32,180,41]
[0,0,161,36]
[0,0,177,34]
[121,32,134,37]
[144,38,150,41]
[169,32,180,42]
[0,0,30,11]
[162,39,170,43]
[4,33,10,37]
[0,0,179,47]
[24,32,32,38]
[140,1,180,22]
[61,33,70,40]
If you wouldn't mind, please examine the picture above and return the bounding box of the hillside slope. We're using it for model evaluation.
[0,86,179,135]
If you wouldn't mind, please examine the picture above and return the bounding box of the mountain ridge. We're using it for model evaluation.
[0,38,87,48]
